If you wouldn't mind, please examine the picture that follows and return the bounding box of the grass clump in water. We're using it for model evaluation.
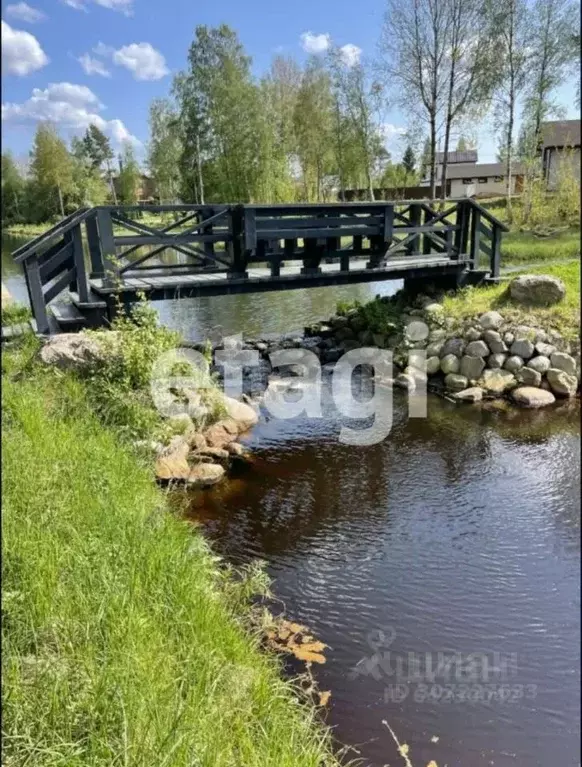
[1,344,339,767]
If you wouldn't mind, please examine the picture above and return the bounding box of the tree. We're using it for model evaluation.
[70,136,109,206]
[83,123,117,203]
[524,0,579,148]
[1,152,25,224]
[456,136,467,151]
[402,145,416,174]
[490,0,531,220]
[116,142,141,204]
[438,0,499,202]
[381,0,450,199]
[29,123,74,218]
[148,98,182,203]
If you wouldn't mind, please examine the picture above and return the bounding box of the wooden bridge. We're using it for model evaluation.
[12,199,508,334]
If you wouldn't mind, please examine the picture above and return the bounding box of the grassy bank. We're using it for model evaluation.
[2,338,338,767]
[501,228,580,266]
[441,261,580,339]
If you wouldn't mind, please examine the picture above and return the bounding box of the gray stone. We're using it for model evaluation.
[224,396,260,431]
[188,463,226,488]
[503,332,515,345]
[372,333,386,348]
[504,355,524,373]
[516,367,542,387]
[453,386,485,403]
[535,342,556,357]
[444,373,469,392]
[330,315,349,329]
[429,328,447,342]
[404,366,428,384]
[335,327,355,341]
[358,329,374,345]
[426,356,441,375]
[510,338,534,359]
[488,353,507,369]
[509,274,566,306]
[526,355,551,375]
[441,337,466,357]
[460,355,486,380]
[479,311,504,330]
[482,330,507,354]
[464,327,482,342]
[440,354,461,374]
[423,302,445,320]
[39,332,112,371]
[511,387,556,408]
[549,352,577,376]
[546,368,578,397]
[465,340,490,358]
[481,369,518,394]
[534,330,548,343]
[426,341,444,357]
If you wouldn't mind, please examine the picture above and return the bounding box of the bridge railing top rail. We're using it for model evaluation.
[12,207,92,263]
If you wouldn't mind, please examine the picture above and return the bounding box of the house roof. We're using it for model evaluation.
[540,120,581,148]
[445,162,524,179]
[435,150,478,164]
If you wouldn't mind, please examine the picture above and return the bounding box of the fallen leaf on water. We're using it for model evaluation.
[426,761,439,767]
[293,646,326,664]
[430,736,439,743]
[399,743,410,757]
[318,690,331,706]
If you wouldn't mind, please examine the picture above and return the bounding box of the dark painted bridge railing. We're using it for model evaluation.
[12,199,508,334]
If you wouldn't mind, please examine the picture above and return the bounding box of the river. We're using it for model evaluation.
[3,233,580,767]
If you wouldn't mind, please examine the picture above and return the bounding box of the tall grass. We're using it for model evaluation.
[2,344,339,767]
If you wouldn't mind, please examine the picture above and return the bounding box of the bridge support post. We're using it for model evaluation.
[301,238,322,275]
[228,205,248,280]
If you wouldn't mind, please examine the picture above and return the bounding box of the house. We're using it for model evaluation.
[111,173,157,202]
[540,120,581,190]
[444,162,524,197]
[421,150,478,185]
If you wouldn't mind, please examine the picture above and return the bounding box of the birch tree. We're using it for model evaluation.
[148,98,182,203]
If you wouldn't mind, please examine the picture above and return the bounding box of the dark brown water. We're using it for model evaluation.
[4,234,581,767]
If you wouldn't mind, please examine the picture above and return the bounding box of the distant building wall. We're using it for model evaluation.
[544,147,581,191]
[341,183,450,201]
[449,175,522,198]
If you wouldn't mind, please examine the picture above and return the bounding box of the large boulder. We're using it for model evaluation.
[426,356,441,375]
[155,437,191,481]
[509,274,566,307]
[465,340,490,358]
[440,338,466,358]
[510,338,534,359]
[440,354,460,375]
[482,330,507,354]
[479,311,504,330]
[546,368,578,397]
[203,418,240,448]
[481,369,517,394]
[549,352,577,377]
[504,355,524,373]
[516,367,542,387]
[39,333,111,371]
[511,387,556,408]
[488,353,507,369]
[188,463,225,488]
[526,355,551,375]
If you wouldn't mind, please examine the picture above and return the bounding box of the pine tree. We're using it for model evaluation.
[402,145,416,174]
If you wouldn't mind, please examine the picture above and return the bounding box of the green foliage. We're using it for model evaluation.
[1,153,26,225]
[1,302,32,327]
[2,357,339,767]
[116,142,142,204]
[147,98,182,203]
[82,123,114,169]
[401,145,416,174]
[29,123,75,219]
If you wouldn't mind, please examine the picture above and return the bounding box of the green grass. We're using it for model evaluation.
[2,339,339,767]
[1,301,32,327]
[441,261,581,339]
[501,228,580,266]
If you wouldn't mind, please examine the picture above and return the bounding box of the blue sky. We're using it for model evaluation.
[1,0,579,169]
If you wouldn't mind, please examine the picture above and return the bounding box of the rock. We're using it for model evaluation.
[465,340,490,358]
[444,373,469,392]
[404,366,427,384]
[395,372,416,391]
[503,332,515,345]
[549,352,577,376]
[39,333,109,371]
[350,315,366,333]
[546,368,578,397]
[423,302,444,319]
[372,333,386,348]
[453,387,484,403]
[429,329,447,342]
[479,311,504,330]
[504,355,524,373]
[510,338,534,359]
[155,438,191,481]
[426,356,441,375]
[526,355,551,375]
[203,418,240,448]
[535,342,556,357]
[516,367,542,387]
[441,338,465,358]
[509,274,566,306]
[464,327,482,342]
[440,354,461,375]
[224,396,259,431]
[511,387,556,408]
[426,341,444,357]
[460,355,486,380]
[488,353,507,369]
[330,315,349,329]
[195,446,230,464]
[185,430,207,451]
[534,330,548,343]
[482,330,507,354]
[187,463,225,488]
[335,327,355,342]
[358,329,374,345]
[481,369,517,394]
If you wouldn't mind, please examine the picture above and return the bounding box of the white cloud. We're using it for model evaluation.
[1,20,49,75]
[339,43,362,67]
[300,31,331,55]
[1,81,141,147]
[5,2,46,23]
[380,123,407,150]
[78,53,111,77]
[62,0,133,15]
[112,42,169,80]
